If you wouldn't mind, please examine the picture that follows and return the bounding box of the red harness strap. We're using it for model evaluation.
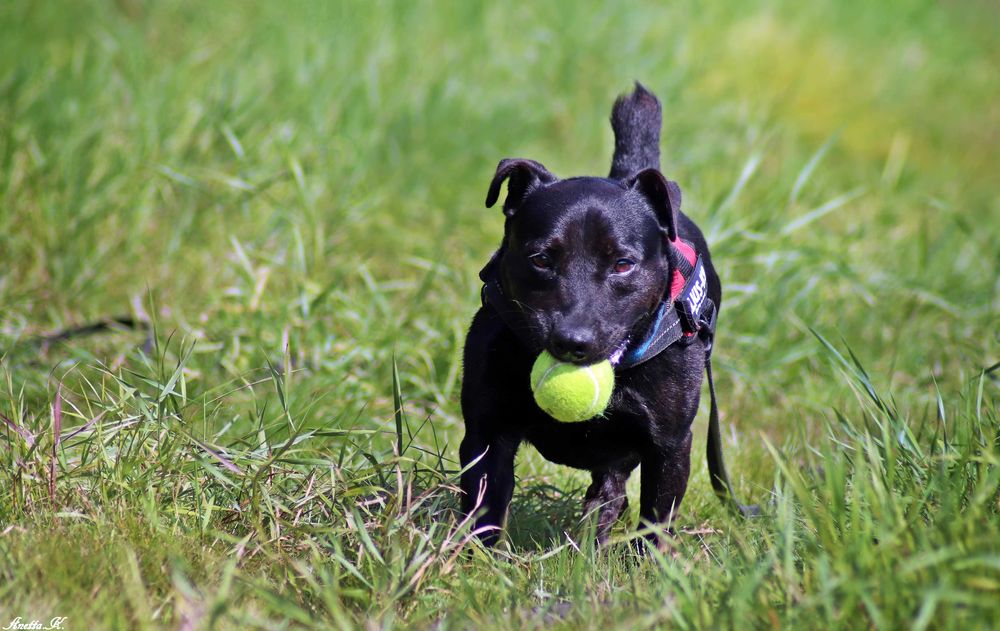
[669,238,698,302]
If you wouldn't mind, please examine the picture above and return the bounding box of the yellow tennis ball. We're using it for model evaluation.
[530,351,615,422]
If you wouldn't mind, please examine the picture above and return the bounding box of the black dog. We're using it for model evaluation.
[460,84,752,547]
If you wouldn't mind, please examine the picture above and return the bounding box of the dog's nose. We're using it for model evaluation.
[550,328,596,363]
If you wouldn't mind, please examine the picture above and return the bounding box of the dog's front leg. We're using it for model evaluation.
[638,429,693,543]
[583,459,638,545]
[459,430,520,546]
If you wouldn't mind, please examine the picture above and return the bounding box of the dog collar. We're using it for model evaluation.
[479,238,716,370]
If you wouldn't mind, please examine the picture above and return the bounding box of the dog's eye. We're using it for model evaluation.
[529,253,552,270]
[613,258,635,274]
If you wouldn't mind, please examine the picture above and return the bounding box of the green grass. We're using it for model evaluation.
[1,0,998,628]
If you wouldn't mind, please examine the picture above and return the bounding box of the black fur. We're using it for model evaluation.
[460,84,722,546]
[609,82,663,180]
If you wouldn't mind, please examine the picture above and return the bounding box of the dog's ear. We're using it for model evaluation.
[627,168,680,241]
[485,158,557,217]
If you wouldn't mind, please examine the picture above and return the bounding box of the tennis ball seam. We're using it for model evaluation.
[533,359,560,392]
[583,366,600,417]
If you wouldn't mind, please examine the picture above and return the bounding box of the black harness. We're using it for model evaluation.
[479,241,757,516]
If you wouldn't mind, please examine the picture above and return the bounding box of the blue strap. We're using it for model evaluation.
[618,301,685,369]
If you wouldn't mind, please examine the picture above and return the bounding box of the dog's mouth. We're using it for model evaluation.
[543,335,631,367]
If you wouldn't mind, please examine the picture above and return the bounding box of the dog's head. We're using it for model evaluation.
[485,158,683,365]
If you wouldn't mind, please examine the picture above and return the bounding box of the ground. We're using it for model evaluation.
[0,0,998,628]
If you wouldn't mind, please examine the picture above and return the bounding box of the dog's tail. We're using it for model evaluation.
[609,82,662,180]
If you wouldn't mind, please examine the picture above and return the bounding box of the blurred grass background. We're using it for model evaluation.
[0,0,997,629]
